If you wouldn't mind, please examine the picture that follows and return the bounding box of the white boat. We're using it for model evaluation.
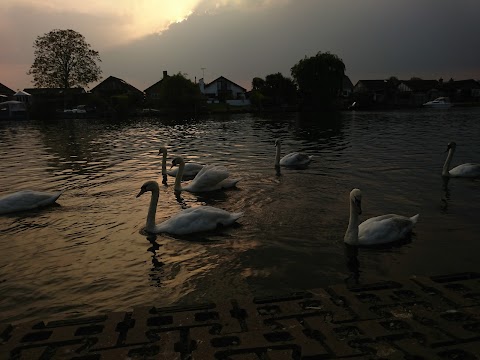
[0,100,28,120]
[422,97,452,109]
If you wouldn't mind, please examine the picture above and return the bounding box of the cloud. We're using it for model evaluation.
[3,0,290,44]
[1,0,479,91]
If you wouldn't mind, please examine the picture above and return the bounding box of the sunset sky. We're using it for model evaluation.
[1,0,479,92]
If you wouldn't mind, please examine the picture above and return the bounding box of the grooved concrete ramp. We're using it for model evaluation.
[1,272,480,359]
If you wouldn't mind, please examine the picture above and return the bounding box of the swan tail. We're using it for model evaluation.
[222,178,241,189]
[410,214,420,225]
[231,212,244,221]
[51,191,62,203]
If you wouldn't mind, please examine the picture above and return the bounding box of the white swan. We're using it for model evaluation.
[344,188,419,246]
[442,141,480,178]
[172,157,241,193]
[158,146,203,179]
[0,190,62,215]
[136,180,243,235]
[274,139,313,167]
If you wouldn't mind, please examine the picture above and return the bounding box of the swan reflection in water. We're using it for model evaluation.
[344,243,360,285]
[441,176,451,213]
[146,234,164,286]
[343,235,415,286]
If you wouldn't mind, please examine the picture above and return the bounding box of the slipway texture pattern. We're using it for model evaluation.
[1,272,480,359]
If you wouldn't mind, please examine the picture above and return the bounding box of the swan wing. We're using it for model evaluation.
[449,163,480,177]
[0,190,62,214]
[154,206,243,235]
[167,162,204,177]
[187,164,229,191]
[279,152,312,166]
[358,214,416,245]
[217,178,241,189]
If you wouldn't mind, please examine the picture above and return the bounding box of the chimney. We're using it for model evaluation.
[163,70,168,78]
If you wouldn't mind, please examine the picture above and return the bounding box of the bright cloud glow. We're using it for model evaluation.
[3,0,287,43]
[4,0,204,42]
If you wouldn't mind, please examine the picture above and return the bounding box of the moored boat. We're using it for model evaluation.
[422,97,452,109]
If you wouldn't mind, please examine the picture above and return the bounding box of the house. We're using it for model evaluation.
[353,80,388,103]
[23,87,87,110]
[144,71,170,100]
[14,90,32,105]
[90,76,144,100]
[0,82,15,101]
[445,79,480,101]
[397,79,441,106]
[199,76,247,104]
[342,75,354,97]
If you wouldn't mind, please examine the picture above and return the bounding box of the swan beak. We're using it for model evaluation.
[136,189,146,198]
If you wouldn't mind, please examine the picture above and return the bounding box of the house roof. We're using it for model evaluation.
[23,87,85,95]
[342,75,353,89]
[14,90,31,96]
[448,79,480,90]
[354,80,387,91]
[0,82,14,96]
[90,76,143,95]
[204,76,246,92]
[144,72,170,93]
[400,80,439,92]
[144,80,164,93]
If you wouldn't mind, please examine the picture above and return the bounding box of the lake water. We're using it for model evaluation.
[1,108,479,325]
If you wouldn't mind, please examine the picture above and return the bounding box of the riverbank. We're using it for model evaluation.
[1,272,479,359]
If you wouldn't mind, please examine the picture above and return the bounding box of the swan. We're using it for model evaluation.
[0,190,62,215]
[442,141,480,178]
[274,139,313,167]
[158,146,203,179]
[172,157,241,193]
[136,180,243,235]
[344,188,419,246]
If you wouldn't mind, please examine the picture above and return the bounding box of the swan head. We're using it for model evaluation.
[275,139,281,147]
[171,157,185,169]
[136,180,160,198]
[446,141,456,152]
[158,146,167,156]
[349,188,362,215]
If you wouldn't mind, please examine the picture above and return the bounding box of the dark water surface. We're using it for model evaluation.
[1,109,479,324]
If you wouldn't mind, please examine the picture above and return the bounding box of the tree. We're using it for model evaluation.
[252,77,265,91]
[28,29,102,89]
[291,51,345,109]
[157,73,204,112]
[250,73,297,108]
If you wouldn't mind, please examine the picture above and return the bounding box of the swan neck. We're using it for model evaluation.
[344,201,360,245]
[442,147,454,176]
[275,143,281,166]
[174,160,185,192]
[146,188,159,232]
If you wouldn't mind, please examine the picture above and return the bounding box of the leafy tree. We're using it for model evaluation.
[387,76,400,87]
[249,90,266,109]
[250,73,297,108]
[252,77,265,91]
[291,51,345,109]
[386,76,400,104]
[28,29,102,89]
[157,73,204,111]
